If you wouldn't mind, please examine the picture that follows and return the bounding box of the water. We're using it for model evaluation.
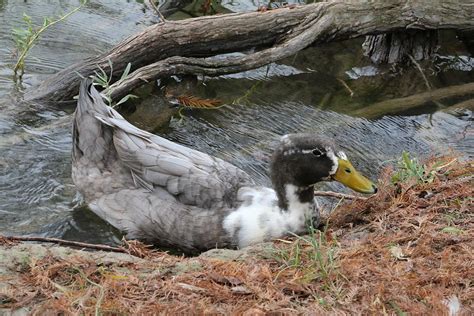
[0,0,156,244]
[0,0,472,246]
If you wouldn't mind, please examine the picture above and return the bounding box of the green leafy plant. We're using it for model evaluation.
[391,152,459,185]
[11,0,87,80]
[90,60,138,108]
[391,151,438,184]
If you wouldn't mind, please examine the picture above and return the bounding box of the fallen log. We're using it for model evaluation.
[27,0,474,103]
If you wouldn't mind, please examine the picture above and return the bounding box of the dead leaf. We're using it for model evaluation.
[243,308,265,315]
[389,245,408,261]
[231,286,252,295]
[177,282,206,293]
[209,273,242,286]
[175,95,223,109]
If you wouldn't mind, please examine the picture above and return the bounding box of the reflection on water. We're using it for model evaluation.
[0,0,472,246]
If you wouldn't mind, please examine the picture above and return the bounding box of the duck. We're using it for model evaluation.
[72,79,377,254]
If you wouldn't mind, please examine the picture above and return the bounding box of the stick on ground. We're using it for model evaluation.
[314,191,368,200]
[1,235,126,253]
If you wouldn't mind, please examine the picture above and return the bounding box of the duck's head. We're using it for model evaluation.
[270,134,377,209]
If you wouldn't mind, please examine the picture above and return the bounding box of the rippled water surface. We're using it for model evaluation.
[0,0,472,245]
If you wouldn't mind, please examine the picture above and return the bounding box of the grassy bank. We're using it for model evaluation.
[1,155,472,314]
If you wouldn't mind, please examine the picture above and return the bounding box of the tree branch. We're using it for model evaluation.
[26,0,474,103]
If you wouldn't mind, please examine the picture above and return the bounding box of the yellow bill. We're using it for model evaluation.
[332,159,377,194]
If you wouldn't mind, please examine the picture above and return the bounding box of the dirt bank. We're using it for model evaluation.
[1,156,472,314]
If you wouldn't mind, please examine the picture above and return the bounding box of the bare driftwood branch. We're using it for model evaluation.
[27,0,474,103]
[351,81,474,118]
[314,190,368,200]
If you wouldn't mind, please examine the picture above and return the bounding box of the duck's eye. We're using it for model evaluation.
[312,149,322,157]
[345,168,351,173]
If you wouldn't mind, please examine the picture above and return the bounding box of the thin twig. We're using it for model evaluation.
[337,78,354,97]
[75,268,105,316]
[314,191,368,200]
[148,0,167,23]
[408,54,431,90]
[1,235,126,253]
[435,158,457,171]
[408,54,444,112]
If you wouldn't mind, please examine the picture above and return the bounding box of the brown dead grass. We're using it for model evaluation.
[330,157,474,314]
[2,156,473,315]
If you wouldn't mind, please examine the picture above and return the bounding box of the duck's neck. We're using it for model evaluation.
[275,183,315,211]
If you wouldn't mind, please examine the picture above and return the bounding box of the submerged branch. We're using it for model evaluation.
[352,81,474,118]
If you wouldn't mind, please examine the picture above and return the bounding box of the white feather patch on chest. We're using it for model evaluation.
[223,184,319,248]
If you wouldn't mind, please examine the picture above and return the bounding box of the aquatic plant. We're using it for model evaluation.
[11,0,87,80]
[165,93,224,120]
[90,61,138,108]
[232,81,261,105]
[174,95,222,109]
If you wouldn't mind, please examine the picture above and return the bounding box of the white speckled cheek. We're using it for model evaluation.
[337,151,348,160]
[325,148,339,175]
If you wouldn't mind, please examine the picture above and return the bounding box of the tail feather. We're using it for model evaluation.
[72,79,115,166]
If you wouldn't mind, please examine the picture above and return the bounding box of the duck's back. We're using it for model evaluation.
[72,80,253,252]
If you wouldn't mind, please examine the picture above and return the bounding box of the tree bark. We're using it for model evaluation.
[363,30,439,64]
[27,0,474,103]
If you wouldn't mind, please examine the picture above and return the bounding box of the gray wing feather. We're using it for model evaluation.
[72,80,136,201]
[73,80,251,251]
[131,169,154,191]
[85,83,253,208]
